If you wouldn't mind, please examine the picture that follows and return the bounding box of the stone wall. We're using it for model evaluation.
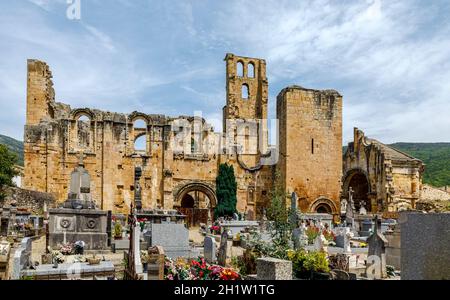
[276,86,343,216]
[23,54,344,220]
[1,186,55,214]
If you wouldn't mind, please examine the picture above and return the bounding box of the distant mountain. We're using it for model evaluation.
[343,142,450,187]
[389,143,450,188]
[0,134,24,166]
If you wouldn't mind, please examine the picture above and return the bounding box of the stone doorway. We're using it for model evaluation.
[344,170,371,212]
[175,182,217,227]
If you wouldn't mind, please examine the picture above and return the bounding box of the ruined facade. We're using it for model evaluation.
[343,128,425,213]
[23,54,344,220]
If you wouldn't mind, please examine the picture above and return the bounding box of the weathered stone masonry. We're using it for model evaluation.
[23,54,353,220]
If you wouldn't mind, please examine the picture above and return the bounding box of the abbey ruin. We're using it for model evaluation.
[22,53,424,224]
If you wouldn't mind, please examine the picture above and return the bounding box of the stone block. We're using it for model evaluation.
[401,212,450,280]
[256,257,292,280]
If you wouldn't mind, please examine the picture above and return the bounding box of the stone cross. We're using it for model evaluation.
[359,200,367,215]
[343,227,354,254]
[346,187,355,222]
[217,230,228,266]
[291,192,298,211]
[66,152,93,208]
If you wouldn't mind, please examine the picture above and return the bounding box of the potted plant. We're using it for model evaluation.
[114,222,122,240]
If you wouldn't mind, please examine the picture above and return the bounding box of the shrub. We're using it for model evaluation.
[287,250,330,279]
[114,222,122,238]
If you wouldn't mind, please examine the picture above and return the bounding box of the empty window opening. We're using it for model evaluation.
[77,115,91,149]
[242,84,249,99]
[191,137,199,154]
[248,63,255,78]
[237,61,244,77]
[311,138,314,154]
[134,135,146,152]
[133,119,147,129]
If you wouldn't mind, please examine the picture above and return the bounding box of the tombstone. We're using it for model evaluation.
[290,192,299,227]
[340,198,348,215]
[256,257,292,280]
[0,240,11,280]
[124,206,145,280]
[343,227,354,254]
[366,216,387,279]
[149,223,190,259]
[203,236,217,263]
[400,212,450,280]
[64,153,95,209]
[292,222,308,250]
[359,200,367,215]
[292,228,301,250]
[313,233,327,253]
[11,237,32,279]
[217,231,228,266]
[48,153,108,250]
[346,187,355,223]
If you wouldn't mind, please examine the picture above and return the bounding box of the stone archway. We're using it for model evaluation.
[309,197,338,214]
[343,169,371,212]
[174,181,217,227]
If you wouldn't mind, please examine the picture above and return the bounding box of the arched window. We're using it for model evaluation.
[237,61,244,77]
[133,119,146,129]
[77,115,91,149]
[242,84,249,99]
[248,63,255,78]
[134,135,146,152]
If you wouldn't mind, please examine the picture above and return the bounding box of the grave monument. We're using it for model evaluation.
[48,154,108,250]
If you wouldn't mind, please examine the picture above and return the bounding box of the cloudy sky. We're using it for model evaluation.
[0,0,449,144]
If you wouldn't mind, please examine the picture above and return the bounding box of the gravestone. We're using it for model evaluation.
[366,216,387,279]
[11,237,32,279]
[203,236,217,263]
[290,192,299,226]
[256,257,292,280]
[359,200,367,215]
[150,223,190,259]
[0,240,11,280]
[346,187,355,224]
[336,227,353,253]
[48,154,107,250]
[400,212,450,280]
[292,222,308,250]
[217,231,228,266]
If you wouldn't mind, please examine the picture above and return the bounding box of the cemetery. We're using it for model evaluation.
[0,50,449,282]
[1,156,449,281]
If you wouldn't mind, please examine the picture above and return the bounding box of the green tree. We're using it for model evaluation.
[0,144,18,200]
[266,171,291,255]
[214,163,237,218]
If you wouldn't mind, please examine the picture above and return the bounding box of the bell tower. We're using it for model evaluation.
[223,53,268,154]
